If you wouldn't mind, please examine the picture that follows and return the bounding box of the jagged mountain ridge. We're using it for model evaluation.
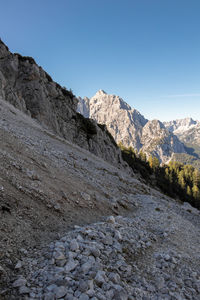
[0,40,126,169]
[164,118,200,145]
[78,91,186,163]
[164,118,200,169]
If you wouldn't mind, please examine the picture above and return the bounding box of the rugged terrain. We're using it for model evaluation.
[0,40,124,168]
[164,119,200,169]
[0,39,200,300]
[77,91,186,163]
[1,97,200,300]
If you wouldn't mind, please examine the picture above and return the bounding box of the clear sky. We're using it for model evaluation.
[0,0,200,121]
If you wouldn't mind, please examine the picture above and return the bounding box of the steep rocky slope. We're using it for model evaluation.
[0,98,145,297]
[1,98,200,300]
[1,40,200,300]
[0,40,124,168]
[78,91,186,163]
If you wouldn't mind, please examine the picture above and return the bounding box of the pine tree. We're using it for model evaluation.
[192,184,200,200]
[187,185,192,197]
[139,151,147,162]
[193,169,200,186]
[148,155,153,169]
[178,170,185,189]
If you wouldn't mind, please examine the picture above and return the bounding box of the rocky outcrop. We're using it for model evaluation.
[0,40,125,168]
[78,91,186,163]
[141,120,186,163]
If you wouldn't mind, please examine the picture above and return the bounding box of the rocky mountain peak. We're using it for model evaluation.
[144,119,165,131]
[77,92,185,163]
[94,89,107,97]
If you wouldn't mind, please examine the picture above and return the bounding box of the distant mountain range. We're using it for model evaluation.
[78,91,200,168]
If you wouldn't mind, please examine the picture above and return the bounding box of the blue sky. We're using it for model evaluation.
[0,0,200,121]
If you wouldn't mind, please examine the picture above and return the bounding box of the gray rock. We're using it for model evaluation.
[81,261,94,274]
[107,216,115,224]
[113,290,128,300]
[94,271,106,287]
[70,239,79,252]
[54,251,66,260]
[55,286,68,298]
[46,284,57,292]
[15,260,23,269]
[44,293,55,300]
[109,272,120,284]
[79,294,89,300]
[19,286,30,294]
[13,277,27,287]
[65,259,78,272]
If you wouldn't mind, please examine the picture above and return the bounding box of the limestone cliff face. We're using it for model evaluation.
[0,40,125,168]
[141,120,186,163]
[164,118,198,135]
[78,90,148,151]
[164,118,200,146]
[78,91,186,163]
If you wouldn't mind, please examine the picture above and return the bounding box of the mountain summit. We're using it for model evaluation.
[78,91,186,163]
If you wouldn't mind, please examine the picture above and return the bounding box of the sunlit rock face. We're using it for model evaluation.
[78,91,186,163]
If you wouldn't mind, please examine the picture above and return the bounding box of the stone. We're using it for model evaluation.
[109,272,120,284]
[94,271,106,287]
[81,192,91,201]
[15,260,23,269]
[79,280,89,292]
[115,230,122,240]
[70,239,79,252]
[55,286,68,298]
[113,290,128,300]
[54,251,66,260]
[79,294,89,300]
[19,286,30,294]
[81,261,94,274]
[107,216,115,224]
[13,277,27,287]
[65,259,78,272]
[0,265,5,274]
[46,284,57,292]
[44,292,55,300]
[90,248,100,258]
